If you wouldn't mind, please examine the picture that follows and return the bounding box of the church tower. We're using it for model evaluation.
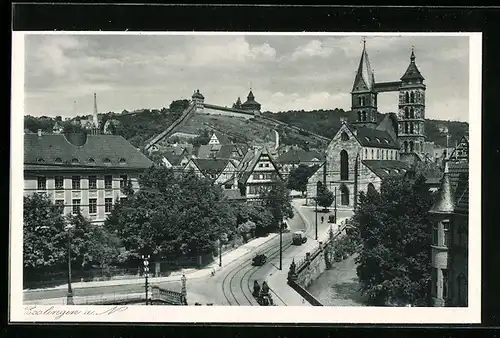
[397,48,426,156]
[351,40,378,128]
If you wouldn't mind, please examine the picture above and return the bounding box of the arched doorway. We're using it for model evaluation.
[340,150,349,180]
[340,184,349,205]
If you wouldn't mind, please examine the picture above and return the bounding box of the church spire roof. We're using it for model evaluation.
[400,47,424,81]
[429,162,455,214]
[352,40,375,92]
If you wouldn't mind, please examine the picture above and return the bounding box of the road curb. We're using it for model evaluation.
[23,233,280,294]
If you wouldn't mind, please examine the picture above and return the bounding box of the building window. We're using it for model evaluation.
[54,157,62,164]
[432,224,439,245]
[340,184,349,206]
[364,149,368,159]
[89,176,97,190]
[431,268,438,297]
[105,175,113,189]
[265,163,269,167]
[381,150,384,160]
[442,220,450,247]
[72,176,80,190]
[119,158,126,164]
[72,199,81,214]
[404,107,409,119]
[405,92,410,103]
[442,269,449,300]
[357,111,362,121]
[340,150,349,180]
[371,149,374,159]
[341,132,349,141]
[410,123,414,134]
[37,176,47,190]
[367,183,376,194]
[105,198,113,213]
[376,149,379,159]
[55,200,64,214]
[89,198,97,214]
[87,157,96,164]
[55,176,64,190]
[410,91,415,103]
[120,175,128,189]
[259,163,263,167]
[362,111,367,121]
[103,158,111,164]
[385,150,388,159]
[404,122,409,134]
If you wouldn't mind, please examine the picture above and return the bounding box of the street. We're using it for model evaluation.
[23,199,356,306]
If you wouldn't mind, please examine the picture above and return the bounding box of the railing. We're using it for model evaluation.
[151,286,187,305]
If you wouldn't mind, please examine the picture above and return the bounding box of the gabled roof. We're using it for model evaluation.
[352,43,375,92]
[191,158,229,178]
[362,160,411,179]
[448,135,469,162]
[212,131,231,145]
[277,148,324,164]
[375,113,398,142]
[345,123,399,149]
[238,147,281,184]
[24,133,153,169]
[400,49,425,81]
[163,152,183,166]
[197,144,239,160]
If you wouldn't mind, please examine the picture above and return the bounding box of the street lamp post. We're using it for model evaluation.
[65,223,74,305]
[334,187,337,224]
[142,255,150,305]
[219,239,222,267]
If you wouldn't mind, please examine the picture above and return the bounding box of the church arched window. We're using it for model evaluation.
[358,97,362,106]
[410,92,415,103]
[341,132,350,141]
[385,149,388,159]
[405,107,409,119]
[410,107,415,119]
[362,111,367,121]
[405,92,410,103]
[410,141,414,152]
[367,183,376,195]
[340,184,349,205]
[404,122,409,134]
[340,150,349,180]
[404,141,408,152]
[364,149,368,159]
[358,111,362,121]
[410,123,414,134]
[376,149,379,159]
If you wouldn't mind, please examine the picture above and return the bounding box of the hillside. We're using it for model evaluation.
[265,109,469,148]
[24,106,468,151]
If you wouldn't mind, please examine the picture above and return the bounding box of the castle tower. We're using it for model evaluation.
[398,48,426,156]
[191,89,205,113]
[351,40,378,128]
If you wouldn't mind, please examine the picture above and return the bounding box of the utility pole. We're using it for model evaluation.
[279,221,283,270]
[315,196,318,240]
[219,239,222,267]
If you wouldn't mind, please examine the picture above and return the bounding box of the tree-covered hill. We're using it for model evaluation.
[24,103,468,150]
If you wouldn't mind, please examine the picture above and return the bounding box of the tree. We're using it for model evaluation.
[192,129,212,147]
[316,181,334,211]
[260,181,294,231]
[352,175,435,306]
[105,166,237,259]
[23,193,67,270]
[287,164,318,196]
[169,99,190,115]
[232,202,273,237]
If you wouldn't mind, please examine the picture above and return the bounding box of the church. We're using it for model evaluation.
[306,42,431,208]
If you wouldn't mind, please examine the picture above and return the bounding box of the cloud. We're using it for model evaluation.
[290,39,333,60]
[22,34,471,122]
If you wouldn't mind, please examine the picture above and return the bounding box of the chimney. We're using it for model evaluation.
[37,129,42,137]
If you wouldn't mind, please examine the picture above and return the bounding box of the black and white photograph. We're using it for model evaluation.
[10,32,481,323]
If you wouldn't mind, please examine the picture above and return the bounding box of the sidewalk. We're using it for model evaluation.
[24,233,278,294]
[266,203,349,306]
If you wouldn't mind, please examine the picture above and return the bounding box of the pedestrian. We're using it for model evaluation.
[321,216,324,223]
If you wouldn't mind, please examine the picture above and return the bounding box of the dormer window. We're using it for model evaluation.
[384,139,389,144]
[103,158,111,164]
[71,158,80,164]
[87,157,96,164]
[383,169,390,175]
[54,157,62,164]
[119,158,126,164]
[375,138,381,143]
[364,137,370,142]
[37,158,45,163]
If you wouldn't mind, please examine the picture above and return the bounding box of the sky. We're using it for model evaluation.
[24,34,470,122]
